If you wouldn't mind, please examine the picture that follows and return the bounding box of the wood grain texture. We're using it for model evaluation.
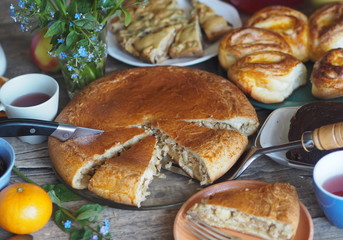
[1,0,343,239]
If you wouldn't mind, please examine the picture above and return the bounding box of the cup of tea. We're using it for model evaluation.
[0,138,15,190]
[313,150,343,228]
[0,73,59,144]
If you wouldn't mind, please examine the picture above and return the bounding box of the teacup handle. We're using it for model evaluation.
[313,122,343,150]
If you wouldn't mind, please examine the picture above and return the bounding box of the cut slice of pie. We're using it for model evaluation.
[192,0,232,42]
[48,127,148,189]
[169,15,204,59]
[88,136,161,207]
[187,183,300,240]
[147,120,248,185]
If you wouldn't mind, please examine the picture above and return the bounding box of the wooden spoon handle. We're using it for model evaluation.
[313,122,343,150]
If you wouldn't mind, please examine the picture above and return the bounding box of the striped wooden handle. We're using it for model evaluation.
[313,122,343,150]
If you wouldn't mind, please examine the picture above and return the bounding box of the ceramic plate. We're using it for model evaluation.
[254,107,313,171]
[0,44,6,76]
[174,180,314,240]
[107,0,242,67]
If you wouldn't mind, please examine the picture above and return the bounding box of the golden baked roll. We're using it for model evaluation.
[311,48,343,99]
[227,51,307,103]
[187,183,300,240]
[309,2,343,62]
[246,5,309,62]
[218,27,292,70]
[148,120,248,185]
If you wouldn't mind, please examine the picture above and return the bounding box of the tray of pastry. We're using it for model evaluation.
[107,0,242,67]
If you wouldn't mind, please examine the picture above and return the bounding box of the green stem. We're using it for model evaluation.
[12,166,38,185]
[101,0,125,24]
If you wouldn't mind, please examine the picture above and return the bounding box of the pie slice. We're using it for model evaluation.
[169,15,204,59]
[187,183,300,240]
[147,120,248,185]
[192,0,232,42]
[88,136,161,207]
[48,127,148,189]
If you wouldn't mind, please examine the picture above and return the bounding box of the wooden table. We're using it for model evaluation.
[1,1,343,239]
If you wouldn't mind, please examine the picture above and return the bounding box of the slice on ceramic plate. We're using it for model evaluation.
[174,180,314,240]
[107,0,242,67]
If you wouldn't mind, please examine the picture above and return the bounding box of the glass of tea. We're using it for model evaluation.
[0,138,15,190]
[313,150,343,228]
[0,73,59,144]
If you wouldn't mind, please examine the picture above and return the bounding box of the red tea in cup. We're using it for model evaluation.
[11,93,50,107]
[323,174,343,197]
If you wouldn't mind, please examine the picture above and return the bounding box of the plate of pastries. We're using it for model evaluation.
[107,0,242,66]
[218,2,343,109]
[174,181,313,240]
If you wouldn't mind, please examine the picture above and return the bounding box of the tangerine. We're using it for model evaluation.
[0,182,53,234]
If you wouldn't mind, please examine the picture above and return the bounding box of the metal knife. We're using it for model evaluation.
[0,118,104,141]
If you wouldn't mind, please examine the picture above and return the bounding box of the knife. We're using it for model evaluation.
[0,118,104,141]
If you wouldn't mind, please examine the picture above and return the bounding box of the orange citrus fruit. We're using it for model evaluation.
[0,183,53,234]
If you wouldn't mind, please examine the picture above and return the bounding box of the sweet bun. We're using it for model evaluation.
[218,27,292,70]
[227,51,307,103]
[311,48,343,99]
[246,5,309,62]
[309,2,343,61]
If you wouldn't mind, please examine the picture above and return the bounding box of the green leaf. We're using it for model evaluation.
[66,30,79,47]
[71,228,86,240]
[76,0,92,13]
[74,18,99,30]
[45,20,65,37]
[54,209,72,233]
[122,8,131,26]
[54,183,82,202]
[47,190,64,208]
[75,204,104,221]
[83,229,94,239]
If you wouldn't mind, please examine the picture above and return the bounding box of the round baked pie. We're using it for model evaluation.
[311,48,343,99]
[245,5,309,62]
[218,27,292,70]
[48,66,259,207]
[309,2,343,62]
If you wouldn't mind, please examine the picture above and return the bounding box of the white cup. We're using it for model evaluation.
[0,73,59,144]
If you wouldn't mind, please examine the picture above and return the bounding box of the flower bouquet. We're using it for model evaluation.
[10,0,145,97]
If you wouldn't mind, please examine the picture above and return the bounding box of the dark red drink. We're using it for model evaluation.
[323,175,343,197]
[11,93,50,107]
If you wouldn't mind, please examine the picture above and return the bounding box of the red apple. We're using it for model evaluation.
[30,29,60,72]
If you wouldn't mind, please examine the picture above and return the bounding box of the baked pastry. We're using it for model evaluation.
[287,101,343,165]
[187,183,300,240]
[192,0,232,42]
[311,48,343,99]
[227,51,307,103]
[218,27,292,70]
[148,120,248,185]
[309,2,343,62]
[245,5,309,62]
[49,66,259,206]
[169,15,204,59]
[88,136,161,207]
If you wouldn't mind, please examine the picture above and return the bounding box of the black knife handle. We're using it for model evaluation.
[0,118,59,137]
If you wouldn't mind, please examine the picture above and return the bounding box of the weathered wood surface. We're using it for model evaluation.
[1,1,343,239]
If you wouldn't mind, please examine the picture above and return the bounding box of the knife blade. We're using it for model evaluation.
[0,118,104,141]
